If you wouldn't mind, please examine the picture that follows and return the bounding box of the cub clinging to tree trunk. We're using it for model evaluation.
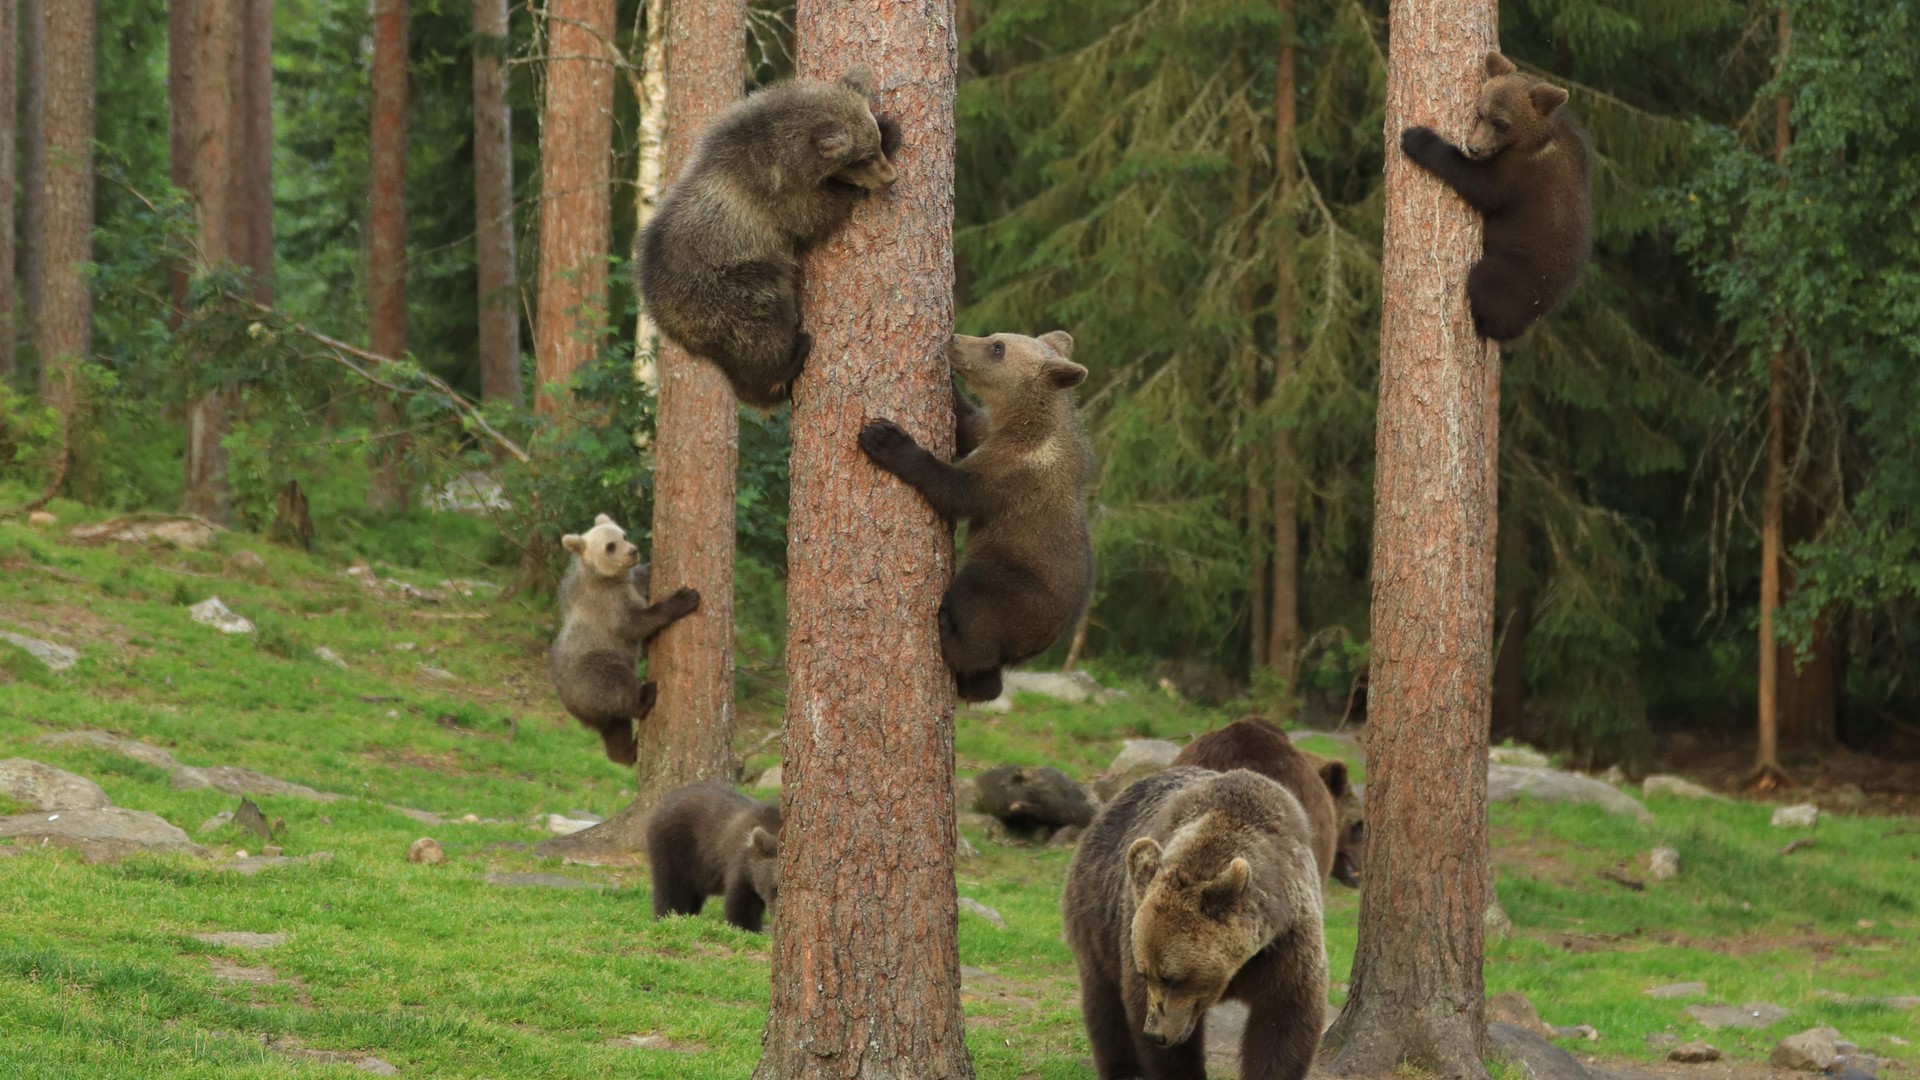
[1399,51,1592,342]
[636,66,902,407]
[858,331,1095,702]
[547,514,700,765]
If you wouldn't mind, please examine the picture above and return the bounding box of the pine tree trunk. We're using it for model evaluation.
[18,0,43,359]
[36,0,91,486]
[1265,0,1302,690]
[533,0,615,414]
[0,0,17,382]
[367,0,410,513]
[1753,4,1790,785]
[233,0,272,305]
[1777,449,1838,748]
[630,0,668,389]
[473,0,521,404]
[167,0,194,326]
[753,4,972,1077]
[184,0,236,523]
[634,0,742,818]
[1321,0,1497,1075]
[1232,50,1268,675]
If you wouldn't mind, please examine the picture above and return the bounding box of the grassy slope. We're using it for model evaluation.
[0,500,1913,1078]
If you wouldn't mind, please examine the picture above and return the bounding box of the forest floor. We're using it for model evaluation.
[1,495,1915,1079]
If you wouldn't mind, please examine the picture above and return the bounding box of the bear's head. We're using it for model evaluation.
[1464,52,1570,160]
[1124,838,1270,1048]
[561,514,642,579]
[744,825,781,909]
[1310,754,1366,888]
[810,66,897,192]
[947,331,1086,414]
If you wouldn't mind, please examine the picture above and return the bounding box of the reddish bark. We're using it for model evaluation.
[367,0,409,512]
[167,0,194,325]
[233,0,272,304]
[473,0,520,404]
[37,0,93,458]
[533,0,615,414]
[1754,5,1792,783]
[0,0,17,380]
[184,0,236,522]
[19,0,43,350]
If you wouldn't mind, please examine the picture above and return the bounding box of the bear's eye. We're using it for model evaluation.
[605,542,616,553]
[991,340,1005,358]
[1491,117,1509,133]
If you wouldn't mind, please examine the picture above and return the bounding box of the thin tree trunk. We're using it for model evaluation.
[1777,445,1838,748]
[630,0,667,388]
[0,0,17,382]
[1753,4,1790,786]
[183,0,236,523]
[367,0,410,513]
[167,0,194,326]
[233,0,272,305]
[37,0,92,493]
[473,0,520,404]
[1232,50,1269,675]
[1265,0,1302,691]
[533,0,615,414]
[754,3,972,1077]
[19,0,43,367]
[1321,0,1497,1075]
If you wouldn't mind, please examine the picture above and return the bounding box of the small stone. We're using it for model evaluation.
[226,550,267,574]
[262,845,283,858]
[1888,1035,1910,1047]
[189,597,255,635]
[407,837,445,865]
[0,632,79,672]
[610,1033,681,1051]
[0,759,113,811]
[394,641,417,652]
[419,665,457,681]
[1646,982,1707,999]
[1649,846,1681,881]
[313,646,348,669]
[546,814,596,836]
[1642,774,1727,801]
[1771,1027,1843,1071]
[754,764,783,790]
[1601,765,1627,786]
[460,813,480,824]
[235,850,250,860]
[1668,1042,1721,1063]
[27,510,56,527]
[1684,1002,1788,1030]
[1771,803,1820,828]
[1551,1024,1599,1041]
[958,897,1005,929]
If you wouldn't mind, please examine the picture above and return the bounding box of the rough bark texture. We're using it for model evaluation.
[367,0,410,513]
[167,0,194,325]
[233,0,272,304]
[634,0,742,819]
[533,0,615,414]
[184,0,236,523]
[0,0,17,381]
[754,4,972,1078]
[1777,451,1839,747]
[1754,6,1791,783]
[37,0,92,459]
[1266,0,1302,688]
[1321,1,1497,1076]
[473,0,520,404]
[19,0,43,353]
[630,0,668,387]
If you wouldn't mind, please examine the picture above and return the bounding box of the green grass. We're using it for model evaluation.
[1,497,1915,1078]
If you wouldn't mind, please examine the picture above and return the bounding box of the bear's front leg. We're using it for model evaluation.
[858,418,977,521]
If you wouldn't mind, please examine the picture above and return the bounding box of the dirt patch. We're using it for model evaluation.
[206,956,313,1007]
[1660,737,1920,815]
[0,601,138,652]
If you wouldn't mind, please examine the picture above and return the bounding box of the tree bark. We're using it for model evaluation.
[473,0,521,404]
[183,0,236,523]
[0,0,17,382]
[233,0,272,305]
[1232,49,1269,676]
[533,0,615,414]
[754,3,972,1077]
[18,0,43,360]
[630,0,668,388]
[1753,4,1791,785]
[1321,0,1497,1075]
[367,0,410,513]
[37,0,92,491]
[167,0,194,326]
[1777,443,1838,748]
[1265,0,1302,690]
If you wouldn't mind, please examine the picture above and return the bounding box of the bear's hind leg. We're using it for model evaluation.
[939,575,1008,702]
[1466,256,1539,343]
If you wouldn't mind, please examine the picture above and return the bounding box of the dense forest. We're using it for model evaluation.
[3,0,1916,768]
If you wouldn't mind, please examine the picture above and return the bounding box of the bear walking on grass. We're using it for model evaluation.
[547,514,699,765]
[645,782,781,933]
[1172,717,1359,885]
[1063,766,1326,1080]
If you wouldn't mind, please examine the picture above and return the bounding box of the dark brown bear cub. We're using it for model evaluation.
[637,67,901,407]
[858,331,1094,702]
[644,782,781,933]
[1399,52,1592,342]
[1173,717,1344,884]
[548,515,699,765]
[1063,767,1327,1080]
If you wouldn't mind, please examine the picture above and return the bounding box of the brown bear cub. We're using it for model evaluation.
[858,331,1094,702]
[1172,717,1349,884]
[1064,767,1327,1080]
[1301,747,1366,888]
[548,514,699,765]
[1399,52,1592,342]
[644,783,781,932]
[637,66,901,407]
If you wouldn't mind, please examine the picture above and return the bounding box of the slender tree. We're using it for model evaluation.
[630,0,668,388]
[19,0,43,361]
[1752,3,1791,787]
[754,3,972,1077]
[1265,0,1302,687]
[167,0,194,325]
[0,0,17,382]
[368,0,409,512]
[37,0,93,495]
[1321,0,1497,1076]
[533,0,616,414]
[184,0,236,522]
[233,0,272,304]
[473,0,520,404]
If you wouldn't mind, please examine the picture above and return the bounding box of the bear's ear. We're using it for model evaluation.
[748,826,779,858]
[1126,837,1163,902]
[839,64,874,96]
[562,533,586,554]
[1319,759,1350,799]
[1200,857,1252,911]
[1039,330,1075,358]
[1529,83,1569,115]
[813,121,850,158]
[637,680,659,713]
[593,513,616,527]
[1042,358,1089,390]
[1485,51,1517,77]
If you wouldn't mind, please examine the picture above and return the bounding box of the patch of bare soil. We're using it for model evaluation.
[0,600,137,651]
[1660,736,1920,815]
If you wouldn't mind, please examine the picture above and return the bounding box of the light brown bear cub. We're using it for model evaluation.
[858,331,1094,701]
[1063,767,1326,1080]
[548,514,699,765]
[644,782,781,933]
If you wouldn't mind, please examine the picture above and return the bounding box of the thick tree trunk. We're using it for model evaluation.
[533,0,615,414]
[19,0,43,360]
[1321,1,1497,1076]
[0,0,17,382]
[184,0,236,523]
[167,0,194,326]
[233,0,272,305]
[367,0,410,513]
[754,4,972,1078]
[630,0,668,388]
[1753,5,1790,785]
[473,0,520,404]
[634,0,742,817]
[1265,0,1302,690]
[36,0,92,486]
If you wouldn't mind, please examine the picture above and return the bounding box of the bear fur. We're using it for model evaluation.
[1063,767,1327,1080]
[1300,747,1365,888]
[644,782,782,932]
[1399,52,1592,342]
[1170,717,1342,884]
[637,66,901,407]
[548,514,699,765]
[857,331,1094,702]
[973,764,1098,836]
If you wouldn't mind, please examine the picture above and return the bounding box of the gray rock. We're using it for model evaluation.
[753,764,783,790]
[1487,763,1655,823]
[388,806,443,826]
[1649,846,1681,881]
[226,550,268,574]
[1772,1027,1843,1071]
[1771,804,1820,828]
[607,1033,694,1052]
[0,631,78,671]
[0,808,208,862]
[958,897,1005,929]
[546,813,597,835]
[71,517,217,548]
[1487,1021,1591,1080]
[1645,982,1707,999]
[425,470,511,513]
[1668,1041,1721,1063]
[188,597,254,634]
[314,646,349,669]
[199,811,234,833]
[973,765,1096,833]
[1488,991,1552,1037]
[226,852,332,876]
[172,765,342,802]
[418,665,457,681]
[1642,775,1727,801]
[1485,895,1515,940]
[1108,738,1181,775]
[0,759,112,810]
[1552,1024,1601,1041]
[1601,765,1627,786]
[406,838,445,865]
[965,694,1014,714]
[36,730,183,771]
[1683,1002,1787,1030]
[195,931,287,949]
[1002,669,1122,704]
[1094,761,1172,803]
[482,872,601,890]
[1488,745,1552,767]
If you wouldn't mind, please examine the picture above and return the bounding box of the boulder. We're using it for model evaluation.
[1683,1002,1787,1030]
[1485,895,1515,941]
[35,730,182,771]
[71,516,216,548]
[1108,738,1181,774]
[1771,1027,1843,1072]
[1487,1022,1591,1080]
[172,765,342,802]
[0,759,112,811]
[973,765,1096,834]
[753,764,783,790]
[0,808,208,862]
[1641,775,1726,801]
[1487,764,1654,823]
[0,631,79,672]
[1771,804,1820,828]
[1667,1042,1721,1063]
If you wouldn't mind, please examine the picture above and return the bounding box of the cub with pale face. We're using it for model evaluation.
[645,782,781,933]
[1399,51,1592,342]
[857,331,1094,701]
[1062,767,1327,1080]
[547,514,699,765]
